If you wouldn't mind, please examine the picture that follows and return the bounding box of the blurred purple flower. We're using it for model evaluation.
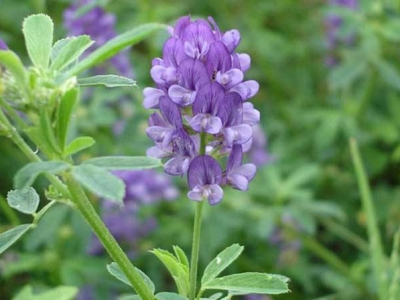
[0,38,8,50]
[64,0,134,77]
[88,170,179,255]
[76,286,95,300]
[269,214,302,267]
[144,16,260,204]
[325,0,358,66]
[248,125,274,167]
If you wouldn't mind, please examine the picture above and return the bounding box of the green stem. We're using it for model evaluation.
[0,97,28,131]
[0,106,154,299]
[321,218,369,253]
[64,172,154,299]
[189,200,205,300]
[350,138,387,300]
[295,230,368,293]
[0,107,70,199]
[189,132,207,300]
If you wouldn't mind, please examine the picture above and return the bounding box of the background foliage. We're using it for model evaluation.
[1,0,400,299]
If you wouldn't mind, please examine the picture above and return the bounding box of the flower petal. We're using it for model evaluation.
[242,102,260,125]
[192,82,225,115]
[216,68,243,89]
[207,184,224,205]
[143,87,164,109]
[223,124,252,147]
[229,80,259,100]
[187,155,222,188]
[187,185,204,201]
[163,37,186,67]
[168,84,197,106]
[206,41,231,75]
[222,29,241,52]
[164,156,191,175]
[159,96,183,128]
[190,114,222,134]
[227,144,243,171]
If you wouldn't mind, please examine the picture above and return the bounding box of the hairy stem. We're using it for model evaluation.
[189,132,207,300]
[189,200,204,300]
[0,105,154,299]
[64,173,154,299]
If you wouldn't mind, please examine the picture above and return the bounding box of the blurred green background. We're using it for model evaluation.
[1,0,400,299]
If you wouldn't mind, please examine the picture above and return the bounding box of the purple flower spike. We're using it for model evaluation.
[226,145,256,190]
[187,155,223,205]
[64,0,134,77]
[144,16,260,204]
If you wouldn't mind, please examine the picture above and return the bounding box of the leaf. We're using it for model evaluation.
[14,161,70,189]
[173,245,189,269]
[7,187,40,215]
[380,19,400,42]
[155,292,187,300]
[72,164,125,203]
[22,14,53,68]
[78,75,136,87]
[83,156,162,170]
[39,109,62,155]
[13,285,78,300]
[201,244,244,285]
[51,38,72,62]
[65,23,167,76]
[56,88,79,150]
[0,224,31,255]
[203,272,290,295]
[107,262,155,293]
[374,59,400,90]
[328,57,367,90]
[151,248,189,296]
[64,136,95,156]
[0,50,28,88]
[51,35,93,72]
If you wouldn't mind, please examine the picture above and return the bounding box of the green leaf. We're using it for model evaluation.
[203,272,290,295]
[66,23,166,76]
[201,244,244,285]
[13,285,78,300]
[7,187,40,215]
[64,136,95,156]
[0,224,31,255]
[56,88,79,150]
[374,59,400,90]
[78,75,136,87]
[380,19,400,42]
[107,262,155,293]
[14,161,70,189]
[173,245,189,269]
[22,14,53,68]
[72,164,125,203]
[155,292,187,300]
[152,248,189,296]
[328,57,367,90]
[0,50,28,88]
[39,109,62,155]
[51,35,93,72]
[83,156,162,170]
